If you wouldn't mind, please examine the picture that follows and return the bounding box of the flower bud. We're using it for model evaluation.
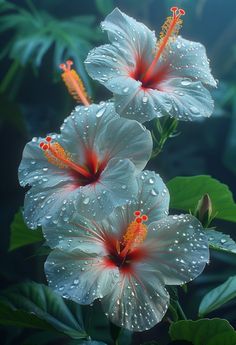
[195,193,213,227]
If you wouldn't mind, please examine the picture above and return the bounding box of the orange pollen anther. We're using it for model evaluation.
[39,137,92,179]
[60,60,90,106]
[142,6,185,83]
[120,211,148,257]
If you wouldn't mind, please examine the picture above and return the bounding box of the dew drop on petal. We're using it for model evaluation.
[83,197,90,205]
[151,188,158,196]
[190,106,200,115]
[96,107,106,118]
[142,96,148,104]
[181,79,192,86]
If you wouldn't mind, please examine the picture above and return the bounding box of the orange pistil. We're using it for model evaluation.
[60,60,91,106]
[120,211,148,258]
[39,136,92,179]
[142,7,185,84]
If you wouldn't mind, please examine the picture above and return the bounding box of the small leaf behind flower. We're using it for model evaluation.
[167,175,236,223]
[169,318,236,345]
[199,276,236,317]
[0,281,86,339]
[9,210,44,251]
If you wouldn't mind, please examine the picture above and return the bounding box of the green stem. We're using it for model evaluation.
[176,301,187,320]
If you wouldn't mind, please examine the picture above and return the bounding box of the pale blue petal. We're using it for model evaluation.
[102,170,170,235]
[45,249,119,304]
[23,184,76,229]
[74,158,138,221]
[156,77,214,120]
[101,265,169,331]
[60,102,118,163]
[167,36,217,87]
[114,85,171,123]
[115,77,214,122]
[61,102,152,171]
[97,117,152,171]
[100,8,155,65]
[147,214,209,285]
[43,216,106,255]
[85,44,141,95]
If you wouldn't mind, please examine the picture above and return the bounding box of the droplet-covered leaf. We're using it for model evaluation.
[207,229,236,255]
[167,175,236,223]
[199,276,236,316]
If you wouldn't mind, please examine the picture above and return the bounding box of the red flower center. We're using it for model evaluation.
[40,136,107,186]
[103,211,149,274]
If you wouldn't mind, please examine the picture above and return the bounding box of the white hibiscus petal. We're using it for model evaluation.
[101,265,169,331]
[45,249,119,305]
[167,36,217,87]
[147,214,209,285]
[101,8,156,65]
[85,44,141,95]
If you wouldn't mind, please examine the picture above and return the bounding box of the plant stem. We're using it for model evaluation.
[176,301,187,320]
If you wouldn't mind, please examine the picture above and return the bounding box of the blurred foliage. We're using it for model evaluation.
[0,0,102,98]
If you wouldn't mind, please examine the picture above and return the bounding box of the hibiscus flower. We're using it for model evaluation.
[85,7,216,123]
[19,102,152,229]
[44,171,209,331]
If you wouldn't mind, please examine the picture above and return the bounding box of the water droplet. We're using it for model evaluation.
[151,189,158,196]
[83,197,90,205]
[142,96,148,104]
[123,87,129,93]
[96,107,106,118]
[190,106,200,115]
[181,79,191,86]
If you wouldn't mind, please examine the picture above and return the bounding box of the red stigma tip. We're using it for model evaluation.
[171,6,178,12]
[39,142,44,148]
[134,211,141,216]
[179,8,185,15]
[46,136,52,142]
[136,217,142,224]
[66,60,73,66]
[59,63,66,71]
[42,144,49,151]
[142,215,148,221]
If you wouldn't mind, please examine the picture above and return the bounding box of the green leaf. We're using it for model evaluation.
[0,300,55,331]
[0,281,86,339]
[207,229,236,255]
[9,210,43,251]
[167,175,236,223]
[169,318,236,345]
[95,0,114,16]
[199,276,236,317]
